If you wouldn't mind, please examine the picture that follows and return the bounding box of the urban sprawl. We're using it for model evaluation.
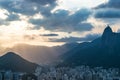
[0,66,120,80]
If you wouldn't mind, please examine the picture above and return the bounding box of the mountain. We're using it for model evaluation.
[2,42,79,65]
[0,52,38,73]
[61,25,120,68]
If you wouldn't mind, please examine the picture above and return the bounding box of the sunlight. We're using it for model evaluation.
[58,0,108,10]
[0,21,29,36]
[0,9,9,19]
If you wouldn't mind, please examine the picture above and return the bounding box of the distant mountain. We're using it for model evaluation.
[2,42,79,65]
[60,25,120,68]
[0,52,38,73]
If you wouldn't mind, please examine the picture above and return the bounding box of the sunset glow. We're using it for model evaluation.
[0,0,119,48]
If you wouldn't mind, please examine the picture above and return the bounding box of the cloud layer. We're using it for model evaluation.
[40,33,59,37]
[50,34,99,42]
[0,0,57,16]
[0,0,93,33]
[29,9,93,32]
[0,0,120,47]
[94,9,120,18]
[96,0,120,9]
[94,0,120,19]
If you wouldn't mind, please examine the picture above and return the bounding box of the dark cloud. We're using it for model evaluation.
[94,9,120,18]
[23,35,38,40]
[50,34,100,42]
[94,0,120,19]
[84,34,100,41]
[96,0,120,9]
[6,13,20,21]
[0,1,36,15]
[0,13,19,26]
[29,9,93,32]
[0,0,93,32]
[0,0,57,16]
[26,0,57,5]
[0,19,9,25]
[40,33,59,37]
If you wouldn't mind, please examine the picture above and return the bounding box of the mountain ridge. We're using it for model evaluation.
[2,42,79,65]
[0,52,39,73]
[60,26,120,68]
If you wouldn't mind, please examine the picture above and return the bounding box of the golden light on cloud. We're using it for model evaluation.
[0,0,117,49]
[0,21,26,35]
[0,18,64,48]
[57,0,108,11]
[0,9,9,19]
[32,13,44,19]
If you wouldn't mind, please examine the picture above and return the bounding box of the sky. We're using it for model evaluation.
[0,0,120,48]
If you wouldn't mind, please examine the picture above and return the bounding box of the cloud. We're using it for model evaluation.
[0,19,9,25]
[0,9,20,25]
[0,0,93,33]
[6,13,20,21]
[40,33,59,37]
[23,35,36,40]
[29,8,93,32]
[23,34,45,41]
[96,0,120,9]
[94,0,120,19]
[50,34,100,42]
[0,0,57,16]
[94,9,120,18]
[26,0,57,5]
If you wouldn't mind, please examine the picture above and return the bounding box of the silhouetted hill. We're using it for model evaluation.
[2,42,79,65]
[0,52,38,73]
[61,25,120,68]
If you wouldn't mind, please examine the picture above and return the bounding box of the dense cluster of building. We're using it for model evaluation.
[1,66,120,80]
[0,70,24,80]
[0,70,37,80]
[35,66,120,80]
